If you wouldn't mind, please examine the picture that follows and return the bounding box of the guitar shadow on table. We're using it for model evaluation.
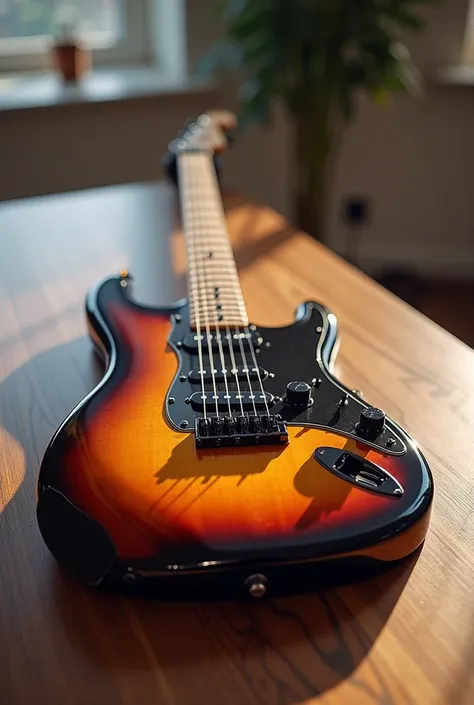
[51,556,420,702]
[0,338,421,703]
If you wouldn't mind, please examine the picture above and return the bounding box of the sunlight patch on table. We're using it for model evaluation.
[0,426,26,513]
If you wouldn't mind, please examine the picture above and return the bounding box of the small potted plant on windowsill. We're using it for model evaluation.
[52,6,91,83]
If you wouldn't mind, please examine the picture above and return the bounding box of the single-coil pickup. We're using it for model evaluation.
[190,391,274,411]
[188,366,267,384]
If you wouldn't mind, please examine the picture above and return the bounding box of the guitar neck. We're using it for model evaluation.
[177,151,249,330]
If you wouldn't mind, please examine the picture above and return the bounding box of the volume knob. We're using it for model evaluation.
[286,381,312,407]
[358,407,385,436]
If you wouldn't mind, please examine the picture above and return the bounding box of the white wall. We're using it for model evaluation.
[0,0,473,277]
[328,0,474,277]
[0,86,291,219]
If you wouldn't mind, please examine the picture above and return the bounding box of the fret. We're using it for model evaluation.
[187,234,232,239]
[189,291,244,295]
[190,311,247,317]
[191,300,246,306]
[190,252,234,264]
[178,151,249,329]
[191,300,245,305]
[200,292,244,296]
[187,291,245,299]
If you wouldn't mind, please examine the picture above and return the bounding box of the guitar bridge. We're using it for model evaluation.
[195,415,289,449]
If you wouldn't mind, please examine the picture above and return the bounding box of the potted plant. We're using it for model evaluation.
[52,5,91,83]
[199,0,435,241]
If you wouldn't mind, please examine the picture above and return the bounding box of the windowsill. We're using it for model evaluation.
[437,64,474,86]
[0,66,218,112]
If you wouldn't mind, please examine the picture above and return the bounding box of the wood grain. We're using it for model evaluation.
[1,182,474,705]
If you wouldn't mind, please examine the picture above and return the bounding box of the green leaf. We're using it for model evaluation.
[195,41,242,78]
[201,0,436,128]
[381,7,425,31]
[240,77,272,125]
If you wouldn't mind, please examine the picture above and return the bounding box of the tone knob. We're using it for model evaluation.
[286,380,312,406]
[358,407,386,436]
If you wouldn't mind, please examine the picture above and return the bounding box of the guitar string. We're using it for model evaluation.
[190,155,233,418]
[199,152,264,419]
[235,328,257,416]
[187,151,269,423]
[187,154,221,418]
[198,153,253,419]
[244,324,271,417]
[198,159,270,418]
[179,153,210,419]
[193,153,247,418]
[226,324,245,417]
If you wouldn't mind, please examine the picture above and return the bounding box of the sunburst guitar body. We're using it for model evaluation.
[37,112,433,599]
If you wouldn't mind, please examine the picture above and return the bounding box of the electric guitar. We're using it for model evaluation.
[37,111,433,599]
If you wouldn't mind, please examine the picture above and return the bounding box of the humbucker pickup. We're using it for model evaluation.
[195,415,289,448]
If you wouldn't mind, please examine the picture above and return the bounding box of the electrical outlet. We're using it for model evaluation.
[343,196,371,226]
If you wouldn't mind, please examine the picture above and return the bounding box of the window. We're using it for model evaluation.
[0,0,151,72]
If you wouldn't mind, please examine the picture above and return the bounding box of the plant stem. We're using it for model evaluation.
[295,84,336,242]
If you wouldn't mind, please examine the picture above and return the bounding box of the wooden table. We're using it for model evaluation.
[1,182,474,705]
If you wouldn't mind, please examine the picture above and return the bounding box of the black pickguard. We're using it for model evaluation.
[165,301,406,455]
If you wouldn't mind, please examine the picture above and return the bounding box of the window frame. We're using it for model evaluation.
[465,0,474,65]
[0,0,152,73]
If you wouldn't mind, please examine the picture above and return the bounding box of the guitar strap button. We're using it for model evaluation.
[244,573,268,598]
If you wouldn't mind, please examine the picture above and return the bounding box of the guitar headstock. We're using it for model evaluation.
[168,110,237,155]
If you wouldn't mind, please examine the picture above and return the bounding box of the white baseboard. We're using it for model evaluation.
[346,242,474,280]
